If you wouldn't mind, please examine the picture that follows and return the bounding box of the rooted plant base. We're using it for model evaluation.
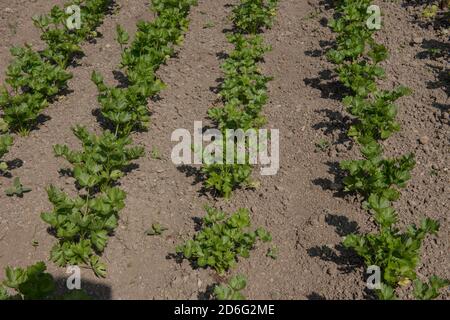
[0,0,448,299]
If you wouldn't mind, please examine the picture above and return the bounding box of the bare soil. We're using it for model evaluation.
[0,0,448,299]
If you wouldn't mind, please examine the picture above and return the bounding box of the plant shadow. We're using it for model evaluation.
[54,276,112,300]
[307,214,363,274]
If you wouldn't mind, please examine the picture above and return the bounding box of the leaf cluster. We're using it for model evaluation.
[176,207,271,274]
[0,0,110,134]
[93,0,197,136]
[202,1,278,197]
[214,274,247,300]
[41,186,126,277]
[0,261,91,300]
[54,125,144,192]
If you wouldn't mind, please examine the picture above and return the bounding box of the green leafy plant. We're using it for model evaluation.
[176,207,271,274]
[340,141,415,203]
[92,0,197,136]
[0,0,111,135]
[5,177,32,197]
[0,261,91,300]
[266,246,278,259]
[325,0,447,301]
[344,211,440,299]
[151,146,162,160]
[214,274,247,300]
[232,0,278,34]
[145,223,168,236]
[41,186,126,277]
[44,0,198,278]
[0,262,55,300]
[344,87,412,141]
[413,276,449,300]
[315,139,331,152]
[53,125,144,192]
[202,162,253,199]
[0,121,13,172]
[202,2,278,197]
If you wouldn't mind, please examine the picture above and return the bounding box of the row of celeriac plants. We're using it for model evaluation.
[200,0,278,198]
[1,0,111,135]
[326,0,448,299]
[0,0,112,179]
[0,0,113,300]
[0,0,198,299]
[175,0,279,300]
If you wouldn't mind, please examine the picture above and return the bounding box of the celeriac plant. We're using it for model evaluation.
[176,207,271,274]
[53,125,144,192]
[0,261,91,300]
[41,186,126,277]
[214,274,247,300]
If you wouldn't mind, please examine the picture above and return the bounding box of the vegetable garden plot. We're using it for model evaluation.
[0,0,448,300]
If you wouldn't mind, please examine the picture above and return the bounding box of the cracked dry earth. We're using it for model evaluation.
[0,0,448,299]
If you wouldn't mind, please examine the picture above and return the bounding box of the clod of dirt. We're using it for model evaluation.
[419,136,430,145]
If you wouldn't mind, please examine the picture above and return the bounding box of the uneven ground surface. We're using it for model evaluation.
[0,0,448,299]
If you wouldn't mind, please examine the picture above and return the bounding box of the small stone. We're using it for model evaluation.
[3,8,13,13]
[419,136,430,145]
[274,185,283,191]
[326,267,336,276]
[335,144,346,153]
[412,37,423,44]
[105,43,111,48]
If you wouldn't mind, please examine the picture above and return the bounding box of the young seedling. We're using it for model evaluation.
[315,139,330,152]
[176,207,271,274]
[145,223,168,236]
[151,146,162,160]
[214,274,247,300]
[203,21,215,29]
[266,246,278,259]
[5,177,31,197]
[413,276,449,300]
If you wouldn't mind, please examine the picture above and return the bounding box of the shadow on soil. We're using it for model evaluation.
[304,69,349,101]
[306,214,363,274]
[415,39,450,111]
[307,292,327,300]
[1,158,24,178]
[54,276,112,300]
[311,161,348,198]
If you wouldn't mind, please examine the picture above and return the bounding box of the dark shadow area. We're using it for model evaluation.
[304,70,349,101]
[176,164,205,186]
[312,108,352,141]
[112,70,130,88]
[198,284,216,300]
[415,38,450,110]
[216,51,229,60]
[192,216,203,232]
[54,276,112,300]
[318,0,337,10]
[0,159,23,178]
[432,101,449,112]
[307,213,363,273]
[312,161,348,198]
[3,158,24,178]
[307,243,362,274]
[58,168,73,178]
[325,214,359,237]
[209,77,224,94]
[307,292,327,300]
